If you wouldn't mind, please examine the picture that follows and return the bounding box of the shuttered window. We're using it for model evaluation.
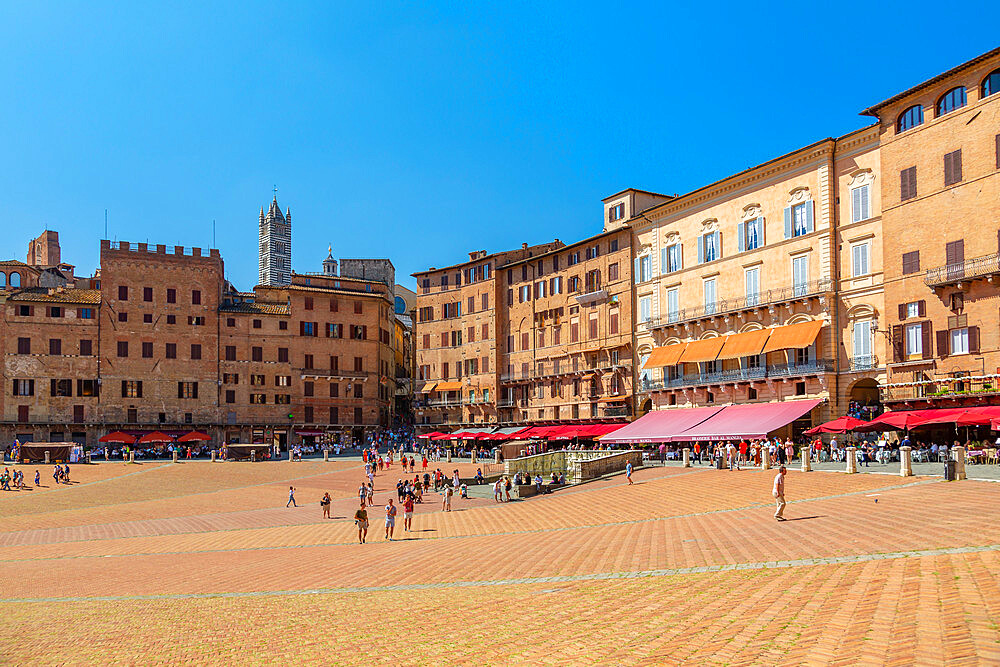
[851,243,870,277]
[851,185,870,223]
[944,149,962,186]
[945,240,965,265]
[901,251,920,275]
[900,166,917,201]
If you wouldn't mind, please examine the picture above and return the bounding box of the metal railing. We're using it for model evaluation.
[643,278,833,329]
[500,362,631,384]
[638,359,833,392]
[847,355,879,372]
[924,252,1000,286]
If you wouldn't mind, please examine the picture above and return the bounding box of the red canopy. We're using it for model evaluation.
[601,407,724,444]
[177,431,211,442]
[138,431,175,444]
[803,416,869,435]
[430,433,455,440]
[417,432,444,439]
[98,431,137,444]
[918,409,995,427]
[585,423,627,438]
[668,399,822,442]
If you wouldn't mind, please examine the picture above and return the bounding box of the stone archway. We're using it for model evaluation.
[847,378,882,420]
[639,398,653,416]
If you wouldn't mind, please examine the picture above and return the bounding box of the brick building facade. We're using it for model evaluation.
[1,239,396,448]
[862,47,1000,408]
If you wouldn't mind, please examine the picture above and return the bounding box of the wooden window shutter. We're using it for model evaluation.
[996,134,1000,170]
[945,240,964,265]
[936,330,950,357]
[943,152,953,186]
[898,303,907,320]
[891,325,904,363]
[917,300,926,317]
[968,326,980,354]
[921,321,932,360]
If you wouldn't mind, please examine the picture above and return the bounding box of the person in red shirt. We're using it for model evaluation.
[403,495,414,532]
[738,440,748,467]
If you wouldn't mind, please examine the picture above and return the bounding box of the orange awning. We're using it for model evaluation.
[642,343,687,369]
[678,337,726,364]
[717,328,772,360]
[435,381,463,391]
[761,320,824,353]
[420,382,438,393]
[598,397,627,403]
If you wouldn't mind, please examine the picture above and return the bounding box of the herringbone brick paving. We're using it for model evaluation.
[1,459,997,664]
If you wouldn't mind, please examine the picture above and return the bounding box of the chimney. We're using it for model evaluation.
[521,243,528,250]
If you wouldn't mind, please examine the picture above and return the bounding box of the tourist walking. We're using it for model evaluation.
[321,492,331,519]
[354,502,369,544]
[403,494,414,532]
[384,498,397,540]
[34,469,40,486]
[442,485,453,511]
[773,466,786,521]
[625,461,634,485]
[504,476,512,502]
[286,485,298,508]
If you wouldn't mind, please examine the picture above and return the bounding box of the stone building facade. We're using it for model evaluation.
[631,129,886,427]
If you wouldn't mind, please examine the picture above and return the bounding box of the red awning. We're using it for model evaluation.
[138,431,175,444]
[98,431,137,444]
[668,399,822,441]
[600,407,724,444]
[177,431,211,442]
[431,433,456,440]
[417,432,444,439]
[856,410,934,432]
[547,426,585,440]
[803,416,869,435]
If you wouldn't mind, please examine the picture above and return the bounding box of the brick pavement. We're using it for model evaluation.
[1,461,998,663]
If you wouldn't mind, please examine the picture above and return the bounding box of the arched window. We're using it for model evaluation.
[983,68,1000,98]
[896,105,923,133]
[9,272,20,288]
[0,273,5,289]
[936,86,967,116]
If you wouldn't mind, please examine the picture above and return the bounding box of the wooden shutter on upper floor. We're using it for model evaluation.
[968,326,980,354]
[892,324,904,363]
[898,303,907,320]
[900,166,917,201]
[805,200,815,233]
[917,300,926,317]
[921,321,932,360]
[945,240,965,266]
[902,250,920,275]
[936,330,950,357]
[783,207,792,238]
[996,134,1000,170]
[944,149,962,186]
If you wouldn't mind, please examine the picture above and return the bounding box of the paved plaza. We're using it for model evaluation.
[2,458,999,664]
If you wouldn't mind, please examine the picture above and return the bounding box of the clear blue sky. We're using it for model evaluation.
[1,2,997,290]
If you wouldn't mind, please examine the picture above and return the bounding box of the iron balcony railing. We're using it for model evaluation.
[643,278,833,330]
[847,355,879,372]
[924,252,1000,287]
[500,362,631,384]
[638,359,834,392]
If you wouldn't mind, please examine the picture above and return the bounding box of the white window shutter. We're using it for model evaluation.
[805,200,815,233]
[715,231,722,259]
[661,247,669,274]
[738,222,745,252]
[634,258,640,281]
[783,207,792,239]
[756,217,765,246]
[697,236,704,264]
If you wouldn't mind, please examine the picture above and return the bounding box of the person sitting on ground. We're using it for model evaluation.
[475,468,485,485]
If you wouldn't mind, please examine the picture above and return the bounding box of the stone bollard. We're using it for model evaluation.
[683,447,691,468]
[953,446,967,481]
[44,451,50,464]
[172,450,178,463]
[447,450,452,463]
[288,449,293,462]
[129,450,135,464]
[801,447,811,472]
[471,449,477,464]
[323,449,329,462]
[762,448,771,470]
[211,450,217,462]
[494,449,501,464]
[87,452,92,465]
[899,446,912,477]
[251,449,256,463]
[845,447,857,474]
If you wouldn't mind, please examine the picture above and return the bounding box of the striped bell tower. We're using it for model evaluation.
[258,193,292,286]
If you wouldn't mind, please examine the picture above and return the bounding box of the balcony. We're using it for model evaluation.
[574,289,608,305]
[924,252,1000,288]
[644,278,833,330]
[501,361,632,385]
[638,359,834,392]
[847,355,880,372]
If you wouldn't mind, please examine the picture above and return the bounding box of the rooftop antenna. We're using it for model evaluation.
[104,209,108,239]
[213,219,216,248]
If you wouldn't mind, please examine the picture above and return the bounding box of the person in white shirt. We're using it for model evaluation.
[773,466,787,521]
